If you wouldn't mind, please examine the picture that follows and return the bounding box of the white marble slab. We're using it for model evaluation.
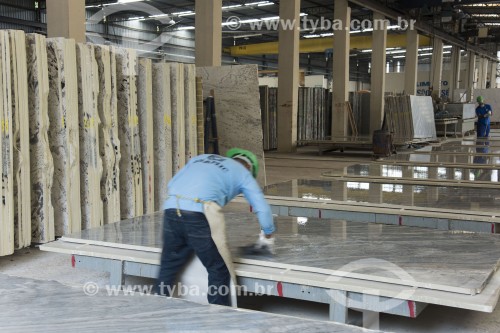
[170,63,186,174]
[197,65,267,186]
[95,45,121,225]
[138,58,155,214]
[409,95,437,140]
[61,211,500,295]
[0,31,14,256]
[7,30,31,249]
[0,274,373,333]
[26,33,54,244]
[184,64,197,162]
[76,43,103,231]
[152,63,172,210]
[47,37,82,237]
[113,47,143,219]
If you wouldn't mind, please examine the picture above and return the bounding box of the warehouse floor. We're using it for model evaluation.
[2,148,500,332]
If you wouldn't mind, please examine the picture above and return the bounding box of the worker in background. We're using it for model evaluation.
[157,148,275,306]
[476,96,493,138]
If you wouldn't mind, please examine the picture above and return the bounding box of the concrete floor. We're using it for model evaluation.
[2,146,500,332]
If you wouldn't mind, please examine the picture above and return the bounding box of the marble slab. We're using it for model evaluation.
[113,47,143,219]
[184,64,197,162]
[170,63,186,174]
[95,45,121,225]
[0,274,373,333]
[152,63,172,210]
[197,65,267,186]
[264,179,500,217]
[62,211,500,295]
[196,76,204,155]
[138,58,155,214]
[26,33,54,243]
[382,151,500,168]
[0,31,14,256]
[399,145,500,157]
[409,95,437,140]
[77,43,103,230]
[47,37,82,237]
[323,164,500,186]
[7,30,31,249]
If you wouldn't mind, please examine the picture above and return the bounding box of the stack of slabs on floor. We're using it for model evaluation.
[7,30,31,249]
[184,64,197,162]
[152,63,172,210]
[114,47,143,219]
[197,65,267,186]
[0,31,14,255]
[137,58,154,214]
[170,63,185,174]
[95,45,121,225]
[26,33,54,243]
[47,37,82,236]
[76,43,103,230]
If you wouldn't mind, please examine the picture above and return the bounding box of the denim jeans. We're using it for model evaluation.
[157,209,230,306]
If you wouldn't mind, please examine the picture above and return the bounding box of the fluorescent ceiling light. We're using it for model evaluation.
[177,26,195,30]
[222,4,242,9]
[419,47,432,51]
[387,50,406,54]
[257,2,274,6]
[149,14,168,18]
[173,11,195,17]
[304,34,321,38]
[246,1,272,6]
[118,0,144,3]
[261,16,279,21]
[419,52,433,56]
[320,32,334,37]
[392,55,406,58]
[361,49,372,53]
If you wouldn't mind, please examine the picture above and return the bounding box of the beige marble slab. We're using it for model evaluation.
[170,63,185,174]
[95,45,121,225]
[138,58,155,214]
[47,37,82,237]
[76,43,103,230]
[7,30,31,249]
[152,63,172,210]
[184,64,197,162]
[197,65,267,186]
[0,31,14,256]
[26,33,54,243]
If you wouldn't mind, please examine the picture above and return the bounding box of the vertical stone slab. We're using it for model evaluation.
[138,58,154,214]
[0,31,14,256]
[26,33,54,244]
[152,63,172,210]
[114,47,143,219]
[197,65,267,186]
[196,76,204,155]
[76,43,103,230]
[184,64,197,161]
[7,30,31,249]
[95,45,121,224]
[170,63,185,174]
[47,37,81,236]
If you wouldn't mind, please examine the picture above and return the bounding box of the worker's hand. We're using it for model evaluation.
[255,230,275,254]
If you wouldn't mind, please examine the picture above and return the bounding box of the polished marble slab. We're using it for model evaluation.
[47,37,82,237]
[0,274,374,333]
[323,164,500,186]
[62,210,500,295]
[95,45,121,225]
[382,152,500,168]
[138,58,155,214]
[398,145,500,156]
[197,65,267,186]
[264,179,500,216]
[26,33,54,244]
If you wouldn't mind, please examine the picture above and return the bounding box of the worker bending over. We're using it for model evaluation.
[476,96,493,138]
[157,148,275,306]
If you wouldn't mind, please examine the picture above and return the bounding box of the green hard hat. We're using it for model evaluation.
[477,96,484,103]
[226,148,259,177]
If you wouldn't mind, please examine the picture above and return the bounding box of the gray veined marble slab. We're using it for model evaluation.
[62,211,500,295]
[7,30,31,250]
[26,33,54,244]
[0,30,14,256]
[114,47,143,219]
[0,274,375,333]
[264,179,500,216]
[152,63,172,210]
[77,43,104,231]
[47,37,82,237]
[95,45,121,225]
[197,65,267,186]
[138,58,155,214]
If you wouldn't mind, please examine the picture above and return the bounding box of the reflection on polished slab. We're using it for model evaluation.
[0,274,371,333]
[397,145,500,156]
[322,164,500,186]
[381,152,500,168]
[62,211,500,295]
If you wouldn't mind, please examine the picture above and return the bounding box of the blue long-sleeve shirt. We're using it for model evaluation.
[476,103,493,125]
[163,154,275,235]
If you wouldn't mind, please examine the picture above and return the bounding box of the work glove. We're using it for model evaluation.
[254,230,275,254]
